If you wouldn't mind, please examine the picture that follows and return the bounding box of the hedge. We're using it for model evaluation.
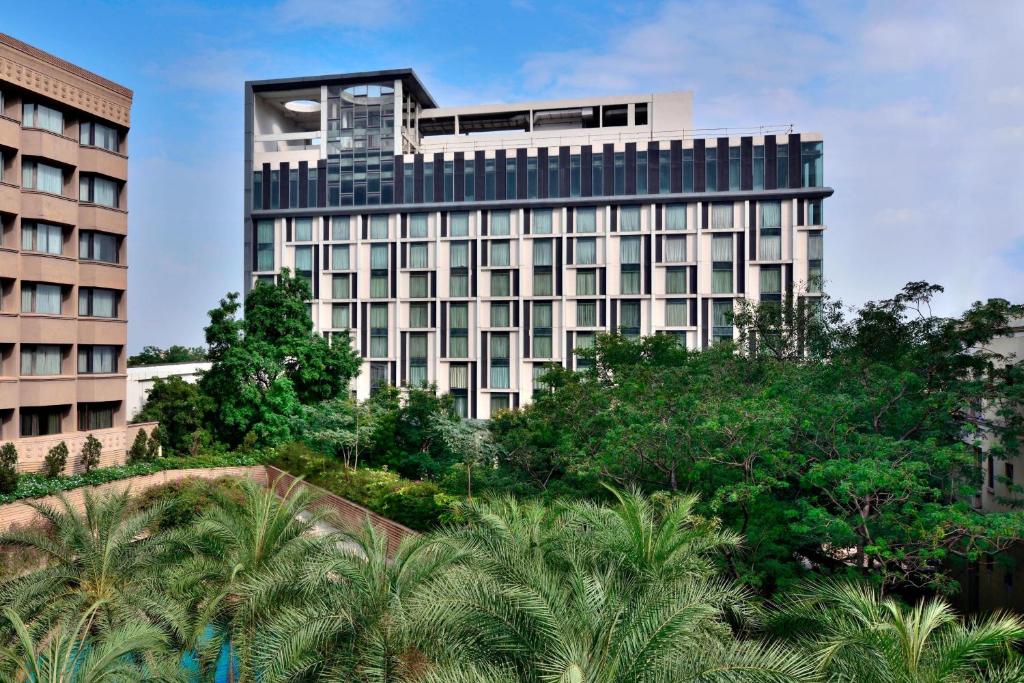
[0,450,273,505]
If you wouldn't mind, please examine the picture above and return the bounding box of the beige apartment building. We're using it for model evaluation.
[0,33,144,471]
[244,70,833,417]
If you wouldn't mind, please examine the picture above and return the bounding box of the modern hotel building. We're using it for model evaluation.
[244,69,832,418]
[0,33,146,470]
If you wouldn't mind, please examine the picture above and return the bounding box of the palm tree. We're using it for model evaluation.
[0,602,183,682]
[0,490,185,643]
[419,493,816,683]
[769,580,1024,682]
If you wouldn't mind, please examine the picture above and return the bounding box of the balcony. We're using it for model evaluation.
[77,374,126,403]
[20,315,76,344]
[79,261,127,290]
[79,146,127,182]
[22,190,78,225]
[0,116,18,149]
[19,251,77,285]
[77,317,126,346]
[18,376,76,406]
[79,203,126,235]
[21,128,79,168]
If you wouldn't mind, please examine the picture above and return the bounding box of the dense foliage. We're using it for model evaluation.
[127,344,208,367]
[0,444,17,495]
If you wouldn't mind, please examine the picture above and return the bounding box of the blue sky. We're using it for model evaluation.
[5,1,1023,351]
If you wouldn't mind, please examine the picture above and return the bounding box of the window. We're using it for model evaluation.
[21,283,62,314]
[490,240,511,267]
[613,153,625,195]
[659,150,671,194]
[620,301,641,338]
[331,216,350,241]
[369,304,388,357]
[712,235,733,293]
[444,161,455,202]
[370,273,388,299]
[666,205,686,231]
[370,362,388,394]
[423,162,434,203]
[569,154,581,197]
[332,274,350,299]
[410,243,429,268]
[22,102,63,134]
[576,269,596,296]
[548,155,559,198]
[409,333,428,387]
[666,267,688,294]
[710,203,733,229]
[450,273,469,297]
[760,266,782,302]
[449,304,468,357]
[808,233,823,293]
[79,287,118,318]
[79,402,115,431]
[450,241,468,268]
[370,244,389,270]
[21,407,63,437]
[451,212,469,237]
[21,345,62,375]
[332,304,350,329]
[256,221,274,271]
[307,167,318,207]
[485,159,496,200]
[491,271,510,297]
[22,161,63,195]
[533,209,552,234]
[576,207,597,233]
[808,199,824,226]
[294,218,313,242]
[683,148,694,193]
[705,148,718,192]
[712,301,733,342]
[574,332,595,369]
[464,163,475,202]
[666,300,688,326]
[801,142,823,187]
[490,333,510,388]
[252,171,263,209]
[753,145,765,190]
[592,153,603,197]
[491,211,511,236]
[533,239,553,296]
[635,103,648,125]
[620,206,640,232]
[777,144,789,188]
[491,302,510,327]
[729,147,741,191]
[576,301,597,327]
[665,236,686,263]
[79,231,118,263]
[620,236,641,295]
[270,170,280,210]
[527,157,538,199]
[533,364,551,392]
[760,201,782,261]
[410,273,429,298]
[409,302,429,328]
[410,213,428,238]
[78,345,117,374]
[505,157,517,199]
[533,303,552,358]
[289,170,299,208]
[331,244,350,270]
[370,215,388,239]
[576,237,597,265]
[636,151,648,195]
[22,222,63,255]
[491,394,510,414]
[79,175,118,207]
[450,364,469,418]
[294,246,313,289]
[404,166,415,203]
[80,121,118,152]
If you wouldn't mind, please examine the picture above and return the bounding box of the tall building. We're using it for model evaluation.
[244,69,832,417]
[0,34,143,470]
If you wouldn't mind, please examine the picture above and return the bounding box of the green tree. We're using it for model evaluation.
[200,271,362,447]
[128,344,207,367]
[79,434,102,473]
[134,376,211,455]
[295,394,380,470]
[0,444,17,495]
[128,429,150,464]
[43,441,68,479]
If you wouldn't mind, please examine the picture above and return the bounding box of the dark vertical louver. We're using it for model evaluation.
[517,148,527,199]
[280,162,290,208]
[736,234,745,294]
[538,148,549,198]
[647,141,659,193]
[522,305,531,358]
[740,137,753,190]
[454,153,464,202]
[625,143,636,194]
[716,138,728,191]
[298,161,309,206]
[670,140,683,193]
[558,147,570,197]
[261,163,271,208]
[788,133,801,188]
[603,143,614,196]
[495,150,506,200]
[765,136,777,190]
[693,140,705,193]
[433,152,444,200]
[413,155,424,203]
[701,298,709,348]
[643,235,652,294]
[581,146,593,197]
[394,156,404,204]
[474,151,485,199]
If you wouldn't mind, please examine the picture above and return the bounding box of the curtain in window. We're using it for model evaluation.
[370,244,389,269]
[450,242,468,268]
[620,237,641,264]
[665,237,686,263]
[410,304,429,327]
[760,267,782,294]
[759,234,782,260]
[576,208,596,233]
[575,332,595,350]
[713,301,733,327]
[92,290,116,318]
[666,268,687,294]
[45,224,62,254]
[711,235,733,261]
[760,201,782,228]
[666,205,687,230]
[409,364,428,387]
[409,334,428,359]
[576,270,596,295]
[490,333,510,359]
[370,305,388,328]
[410,214,428,238]
[294,218,313,241]
[370,275,388,298]
[450,364,468,389]
[37,164,62,194]
[808,233,823,260]
[410,275,428,298]
[491,272,510,296]
[490,241,510,267]
[490,211,511,235]
[620,302,641,329]
[293,247,313,276]
[370,334,388,358]
[332,245,349,270]
[410,243,429,268]
[450,212,469,236]
[533,272,552,296]
[450,274,468,297]
[490,366,510,389]
[94,178,117,207]
[331,216,350,240]
[619,207,641,232]
[449,304,468,328]
[576,238,596,264]
[22,346,61,375]
[533,364,549,390]
[576,302,596,327]
[533,334,552,358]
[449,333,468,357]
[533,240,552,266]
[332,275,349,299]
[533,209,552,234]
[491,303,509,327]
[620,271,640,295]
[711,204,733,229]
[257,221,275,271]
[370,216,388,239]
[666,301,688,326]
[533,303,552,328]
[712,268,733,294]
[332,305,349,328]
[80,346,115,374]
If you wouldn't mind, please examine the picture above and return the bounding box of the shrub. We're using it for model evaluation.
[80,434,102,473]
[43,442,68,478]
[147,427,164,460]
[0,443,18,494]
[129,430,149,463]
[379,480,446,531]
[271,441,331,478]
[131,476,246,531]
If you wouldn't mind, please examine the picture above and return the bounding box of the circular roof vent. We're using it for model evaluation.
[284,99,321,113]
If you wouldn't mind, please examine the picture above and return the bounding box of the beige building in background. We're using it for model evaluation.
[0,33,149,471]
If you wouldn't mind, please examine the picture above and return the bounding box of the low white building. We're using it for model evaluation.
[127,362,211,421]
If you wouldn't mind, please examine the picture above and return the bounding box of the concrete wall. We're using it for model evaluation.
[126,362,211,420]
